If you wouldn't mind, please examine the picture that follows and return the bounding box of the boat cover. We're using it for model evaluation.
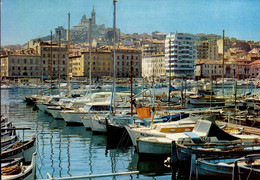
[194,120,240,141]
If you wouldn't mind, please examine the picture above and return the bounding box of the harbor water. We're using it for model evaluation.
[1,88,173,180]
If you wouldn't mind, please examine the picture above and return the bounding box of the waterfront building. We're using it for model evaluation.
[79,48,112,79]
[1,49,41,82]
[37,41,68,80]
[165,32,196,78]
[141,40,165,79]
[70,54,83,77]
[98,46,142,78]
[195,58,251,80]
[142,53,165,80]
[69,46,141,79]
[113,46,142,78]
[26,40,68,80]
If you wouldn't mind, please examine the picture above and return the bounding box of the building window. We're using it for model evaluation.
[24,59,27,63]
[24,67,27,70]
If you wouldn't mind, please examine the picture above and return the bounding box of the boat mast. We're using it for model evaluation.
[109,0,117,115]
[168,38,171,104]
[66,12,70,96]
[50,30,53,95]
[58,31,61,94]
[0,2,2,173]
[222,30,225,97]
[130,55,133,119]
[210,61,213,109]
[89,18,92,94]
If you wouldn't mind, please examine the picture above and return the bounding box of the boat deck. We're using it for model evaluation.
[217,121,260,136]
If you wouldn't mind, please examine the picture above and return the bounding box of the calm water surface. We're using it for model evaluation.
[1,88,172,180]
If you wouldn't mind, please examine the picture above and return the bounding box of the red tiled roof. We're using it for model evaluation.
[249,60,260,65]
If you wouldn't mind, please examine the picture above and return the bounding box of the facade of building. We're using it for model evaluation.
[1,49,41,81]
[69,46,142,79]
[82,49,112,78]
[37,42,68,80]
[142,53,165,79]
[113,46,142,78]
[142,40,165,56]
[249,60,260,78]
[70,55,83,77]
[165,33,196,78]
[195,59,251,80]
[70,49,112,79]
[196,40,218,61]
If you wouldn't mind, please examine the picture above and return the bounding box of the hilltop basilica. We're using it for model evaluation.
[33,6,120,46]
[70,6,120,45]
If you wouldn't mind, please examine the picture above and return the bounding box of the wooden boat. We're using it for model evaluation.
[125,115,199,147]
[1,152,37,180]
[1,135,18,149]
[1,137,36,163]
[175,142,260,162]
[136,120,260,156]
[195,154,260,180]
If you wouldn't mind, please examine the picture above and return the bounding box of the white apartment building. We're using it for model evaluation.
[165,33,196,78]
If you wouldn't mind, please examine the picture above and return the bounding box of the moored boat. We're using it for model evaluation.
[1,152,37,180]
[1,137,36,163]
[175,142,260,162]
[195,154,260,180]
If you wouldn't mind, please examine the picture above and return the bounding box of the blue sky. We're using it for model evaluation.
[2,0,260,45]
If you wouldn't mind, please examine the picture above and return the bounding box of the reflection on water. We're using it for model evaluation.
[1,88,172,179]
[128,153,171,176]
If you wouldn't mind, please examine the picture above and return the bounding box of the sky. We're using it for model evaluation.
[1,0,260,45]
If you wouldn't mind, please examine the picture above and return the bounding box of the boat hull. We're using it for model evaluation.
[60,111,85,126]
[1,152,37,180]
[136,137,171,155]
[47,107,63,119]
[1,137,36,163]
[106,121,132,148]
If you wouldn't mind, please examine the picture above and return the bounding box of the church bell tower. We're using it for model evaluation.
[91,6,96,25]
